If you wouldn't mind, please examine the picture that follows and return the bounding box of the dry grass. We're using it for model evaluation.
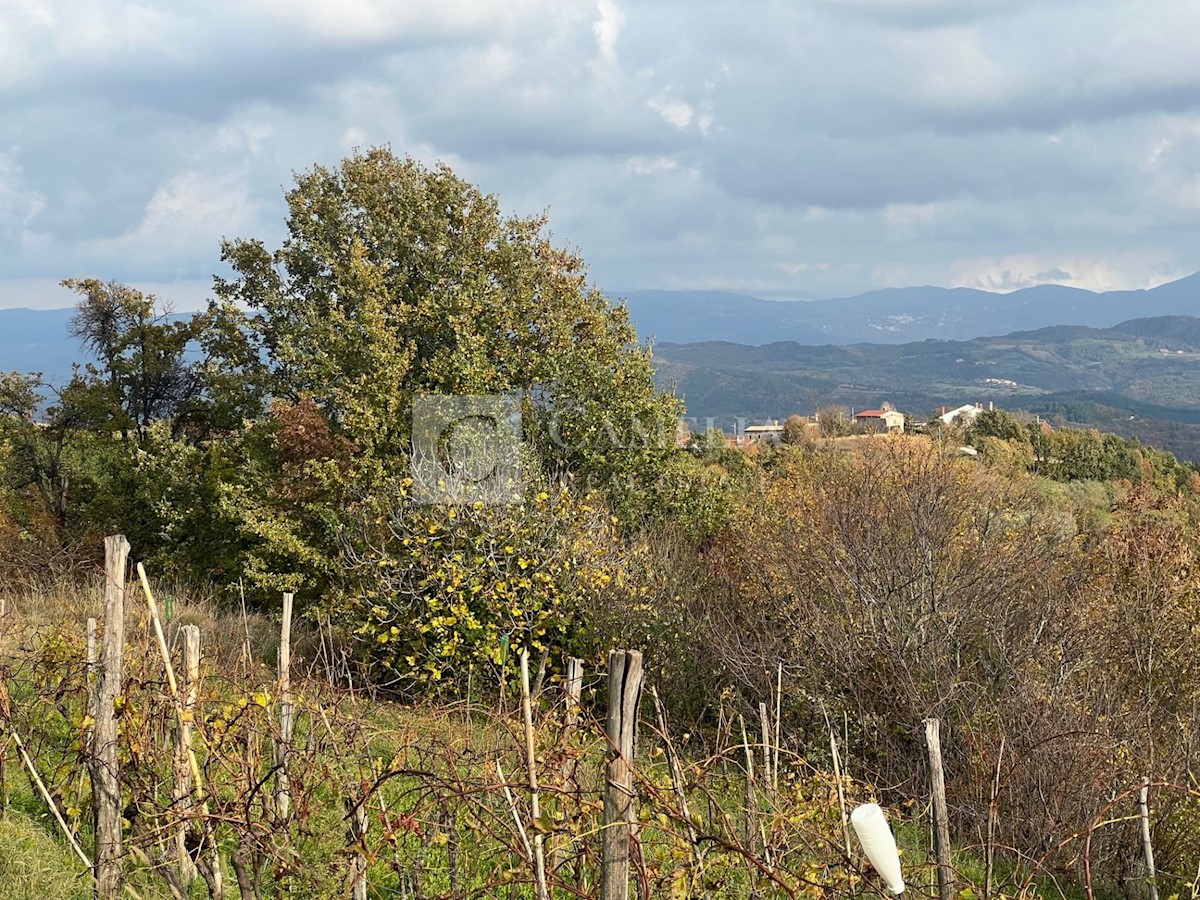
[0,812,91,900]
[0,575,300,683]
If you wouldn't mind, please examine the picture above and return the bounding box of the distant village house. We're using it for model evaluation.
[938,402,993,426]
[854,408,905,432]
[743,421,785,444]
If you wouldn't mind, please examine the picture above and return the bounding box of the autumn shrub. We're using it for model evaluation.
[336,479,674,696]
[694,434,1200,886]
[0,482,96,586]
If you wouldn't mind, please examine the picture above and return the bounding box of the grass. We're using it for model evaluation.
[0,575,1128,900]
[0,811,92,900]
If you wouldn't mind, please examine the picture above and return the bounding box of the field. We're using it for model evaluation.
[0,570,1129,900]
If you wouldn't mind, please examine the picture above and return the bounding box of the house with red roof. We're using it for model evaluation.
[854,408,905,432]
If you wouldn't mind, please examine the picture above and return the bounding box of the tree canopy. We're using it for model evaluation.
[213,148,680,516]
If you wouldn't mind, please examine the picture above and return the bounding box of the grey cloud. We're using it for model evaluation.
[810,0,1057,30]
[3,0,1200,310]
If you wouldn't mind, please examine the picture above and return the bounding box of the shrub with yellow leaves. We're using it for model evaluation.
[339,479,663,695]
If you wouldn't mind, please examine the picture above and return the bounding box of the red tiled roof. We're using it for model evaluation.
[856,409,885,417]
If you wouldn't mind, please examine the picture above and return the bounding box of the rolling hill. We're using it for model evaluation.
[653,316,1200,462]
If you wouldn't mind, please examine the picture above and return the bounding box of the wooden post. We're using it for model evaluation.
[601,650,644,900]
[773,663,783,793]
[92,534,129,900]
[1139,778,1159,900]
[739,714,758,851]
[552,656,584,877]
[275,591,294,821]
[346,787,368,900]
[82,617,98,761]
[759,701,772,796]
[985,736,1004,900]
[137,565,224,900]
[520,651,549,900]
[564,656,583,728]
[176,625,201,886]
[924,718,956,900]
[830,731,852,864]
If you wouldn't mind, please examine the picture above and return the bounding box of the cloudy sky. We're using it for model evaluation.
[2,0,1200,310]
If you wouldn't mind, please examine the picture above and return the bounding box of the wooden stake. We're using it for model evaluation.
[739,714,758,852]
[773,663,783,793]
[1139,777,1159,900]
[830,731,852,865]
[497,759,537,877]
[346,786,368,900]
[520,651,550,900]
[759,702,772,796]
[553,656,584,877]
[93,534,129,900]
[13,726,92,870]
[175,626,201,887]
[924,718,956,900]
[601,650,644,900]
[985,736,1004,900]
[276,591,295,821]
[136,564,222,900]
[564,657,583,728]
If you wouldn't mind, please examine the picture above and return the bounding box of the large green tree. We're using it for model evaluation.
[214,148,680,513]
[0,280,264,580]
[204,148,687,598]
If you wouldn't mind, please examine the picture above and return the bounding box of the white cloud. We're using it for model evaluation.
[627,155,677,175]
[647,93,694,129]
[237,0,546,44]
[4,0,1200,307]
[777,262,831,277]
[0,276,211,310]
[214,116,274,156]
[883,201,942,240]
[83,169,260,268]
[0,152,45,235]
[594,0,625,63]
[945,253,1181,293]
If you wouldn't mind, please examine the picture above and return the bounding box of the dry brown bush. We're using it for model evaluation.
[695,436,1200,888]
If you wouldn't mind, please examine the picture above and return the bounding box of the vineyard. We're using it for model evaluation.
[0,540,862,900]
[0,533,1188,900]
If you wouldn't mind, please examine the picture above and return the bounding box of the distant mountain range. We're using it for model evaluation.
[0,307,80,382]
[653,315,1200,462]
[5,286,1200,461]
[619,272,1200,345]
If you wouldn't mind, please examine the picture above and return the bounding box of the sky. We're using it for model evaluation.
[3,0,1200,311]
